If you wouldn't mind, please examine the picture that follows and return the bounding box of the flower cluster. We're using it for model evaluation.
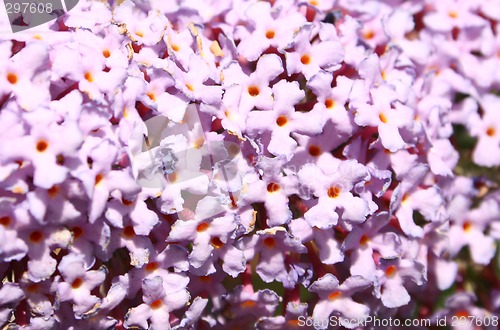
[0,0,500,329]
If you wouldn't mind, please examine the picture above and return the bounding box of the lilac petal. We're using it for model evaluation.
[173,297,208,329]
[381,278,410,308]
[309,274,339,295]
[221,245,246,277]
[100,283,126,311]
[190,239,213,268]
[257,248,287,283]
[150,304,172,330]
[304,201,339,229]
[335,298,370,327]
[467,230,496,265]
[0,283,24,305]
[434,259,458,290]
[142,276,166,304]
[350,248,377,280]
[371,232,403,259]
[167,220,198,242]
[28,258,57,283]
[311,300,335,329]
[125,303,152,329]
[314,230,344,265]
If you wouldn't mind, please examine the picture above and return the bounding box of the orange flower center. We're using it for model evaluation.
[241,300,256,308]
[379,113,388,123]
[265,30,275,39]
[359,234,370,246]
[71,278,83,289]
[385,265,397,277]
[308,145,321,157]
[145,262,159,272]
[325,99,335,109]
[248,85,260,97]
[363,30,375,39]
[199,276,211,283]
[95,173,104,186]
[7,72,18,84]
[454,310,469,318]
[29,231,43,243]
[486,127,495,136]
[73,226,84,239]
[0,216,12,227]
[47,185,60,198]
[328,291,342,300]
[122,226,135,238]
[267,182,280,193]
[327,186,341,198]
[196,222,209,232]
[150,299,163,309]
[300,54,311,65]
[84,72,93,82]
[167,173,178,183]
[26,284,39,293]
[263,237,276,248]
[276,116,288,127]
[36,140,49,152]
[122,198,134,206]
[210,237,224,248]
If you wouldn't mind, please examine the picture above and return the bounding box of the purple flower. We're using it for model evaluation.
[309,274,371,329]
[298,159,371,228]
[222,54,283,113]
[56,253,106,318]
[124,274,190,330]
[235,1,306,61]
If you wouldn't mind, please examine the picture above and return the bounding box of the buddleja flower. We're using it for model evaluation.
[342,212,403,280]
[240,227,307,288]
[285,23,345,79]
[0,43,51,111]
[222,53,283,113]
[448,195,498,265]
[352,83,414,153]
[235,1,306,61]
[124,275,190,329]
[468,94,500,167]
[298,159,371,228]
[1,108,82,189]
[246,80,325,160]
[56,253,106,318]
[375,258,426,309]
[309,274,371,329]
[390,164,445,238]
[167,205,238,271]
